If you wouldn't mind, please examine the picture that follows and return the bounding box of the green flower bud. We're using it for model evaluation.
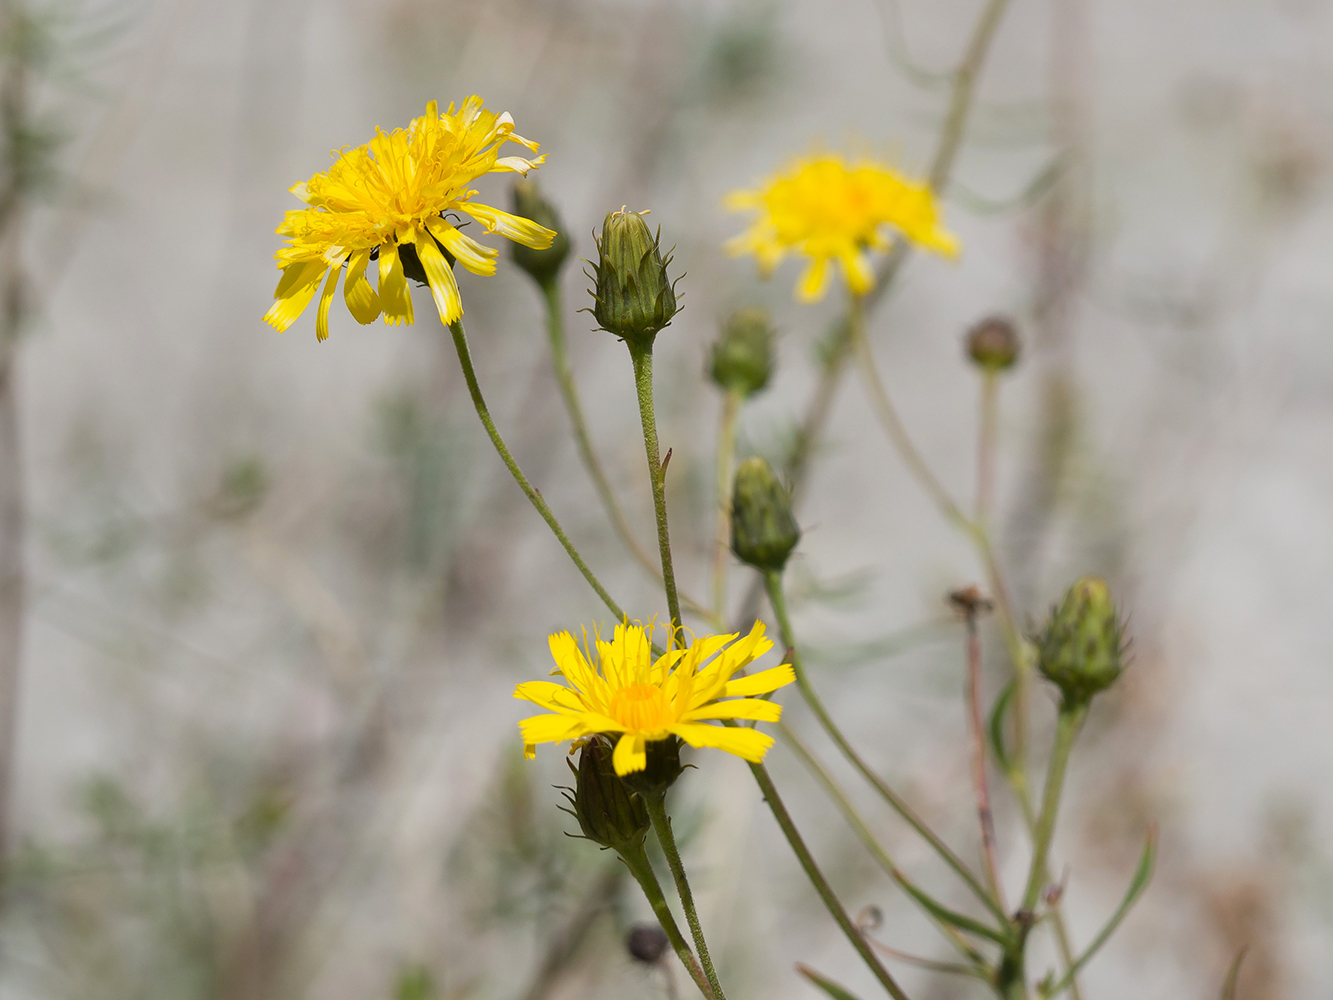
[587,209,681,351]
[966,315,1020,372]
[567,736,650,851]
[730,456,800,572]
[709,307,775,397]
[619,736,684,798]
[510,179,571,286]
[1038,577,1126,707]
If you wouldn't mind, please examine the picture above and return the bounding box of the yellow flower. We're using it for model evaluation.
[263,97,556,341]
[725,152,959,302]
[515,620,794,776]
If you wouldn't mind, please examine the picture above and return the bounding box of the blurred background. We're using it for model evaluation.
[0,0,1331,997]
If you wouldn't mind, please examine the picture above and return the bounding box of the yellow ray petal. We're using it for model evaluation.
[683,698,782,723]
[549,631,598,693]
[518,713,588,747]
[613,732,648,775]
[343,248,381,324]
[668,722,775,763]
[427,216,498,277]
[414,230,463,325]
[378,243,414,326]
[722,664,795,698]
[263,260,325,332]
[840,248,875,296]
[513,680,588,714]
[466,202,556,250]
[797,256,829,302]
[314,261,342,342]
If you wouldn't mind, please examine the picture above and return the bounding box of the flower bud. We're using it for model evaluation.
[1038,577,1126,707]
[709,307,775,397]
[587,209,681,351]
[569,736,650,851]
[619,735,684,798]
[731,456,800,572]
[966,315,1020,372]
[627,924,670,964]
[510,179,571,286]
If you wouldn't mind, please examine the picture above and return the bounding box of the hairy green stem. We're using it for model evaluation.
[620,841,717,1000]
[735,744,912,1000]
[1021,704,1086,911]
[628,345,684,642]
[644,794,726,1000]
[764,569,1008,926]
[446,318,627,622]
[779,721,995,963]
[711,388,741,621]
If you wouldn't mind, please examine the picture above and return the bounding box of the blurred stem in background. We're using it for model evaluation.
[710,387,740,621]
[0,0,30,867]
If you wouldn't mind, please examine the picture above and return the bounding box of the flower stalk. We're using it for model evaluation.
[630,344,684,642]
[619,841,717,1000]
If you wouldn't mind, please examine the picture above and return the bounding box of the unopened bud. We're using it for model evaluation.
[731,456,800,572]
[510,179,571,286]
[570,736,650,851]
[709,307,775,397]
[587,209,681,351]
[619,736,684,798]
[966,315,1020,372]
[1038,577,1126,707]
[626,924,670,964]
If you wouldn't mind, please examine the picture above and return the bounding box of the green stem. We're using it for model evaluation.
[736,746,912,1000]
[620,841,717,1000]
[1021,704,1086,911]
[711,388,741,621]
[541,284,720,628]
[763,569,1008,926]
[779,721,997,963]
[628,345,683,642]
[644,793,726,1000]
[446,318,627,622]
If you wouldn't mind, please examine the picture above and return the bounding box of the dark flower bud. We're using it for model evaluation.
[1038,577,1126,707]
[709,307,775,397]
[619,736,684,798]
[730,456,800,572]
[966,315,1020,372]
[569,736,650,851]
[626,923,670,964]
[587,209,681,352]
[510,179,571,286]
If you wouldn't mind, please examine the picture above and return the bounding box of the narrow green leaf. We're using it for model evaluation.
[1220,949,1246,1000]
[797,964,866,1000]
[899,875,1012,946]
[1046,827,1157,996]
[988,681,1015,776]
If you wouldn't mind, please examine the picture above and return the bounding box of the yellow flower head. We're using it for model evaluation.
[725,152,959,303]
[516,620,794,776]
[264,97,556,341]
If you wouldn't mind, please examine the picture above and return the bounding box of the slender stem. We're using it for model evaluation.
[619,841,717,1000]
[779,721,995,963]
[737,746,912,1000]
[644,794,726,1000]
[1021,704,1086,911]
[710,388,741,621]
[977,371,999,527]
[965,613,1005,912]
[540,284,719,628]
[850,297,970,533]
[763,569,1007,926]
[628,346,683,642]
[446,318,628,622]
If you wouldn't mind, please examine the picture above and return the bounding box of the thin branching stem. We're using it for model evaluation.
[446,318,628,622]
[1022,704,1086,911]
[620,841,717,1000]
[764,569,1008,926]
[710,387,741,622]
[965,611,1006,911]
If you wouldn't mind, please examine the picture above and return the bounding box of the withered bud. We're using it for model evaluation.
[966,315,1020,372]
[626,924,670,964]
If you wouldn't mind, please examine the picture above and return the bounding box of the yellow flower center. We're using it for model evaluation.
[610,683,674,734]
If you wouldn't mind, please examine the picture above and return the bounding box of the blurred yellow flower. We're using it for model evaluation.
[264,97,555,340]
[516,620,793,776]
[725,152,958,302]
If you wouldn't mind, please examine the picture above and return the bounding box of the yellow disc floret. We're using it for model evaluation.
[264,97,556,340]
[725,152,959,302]
[515,620,794,776]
